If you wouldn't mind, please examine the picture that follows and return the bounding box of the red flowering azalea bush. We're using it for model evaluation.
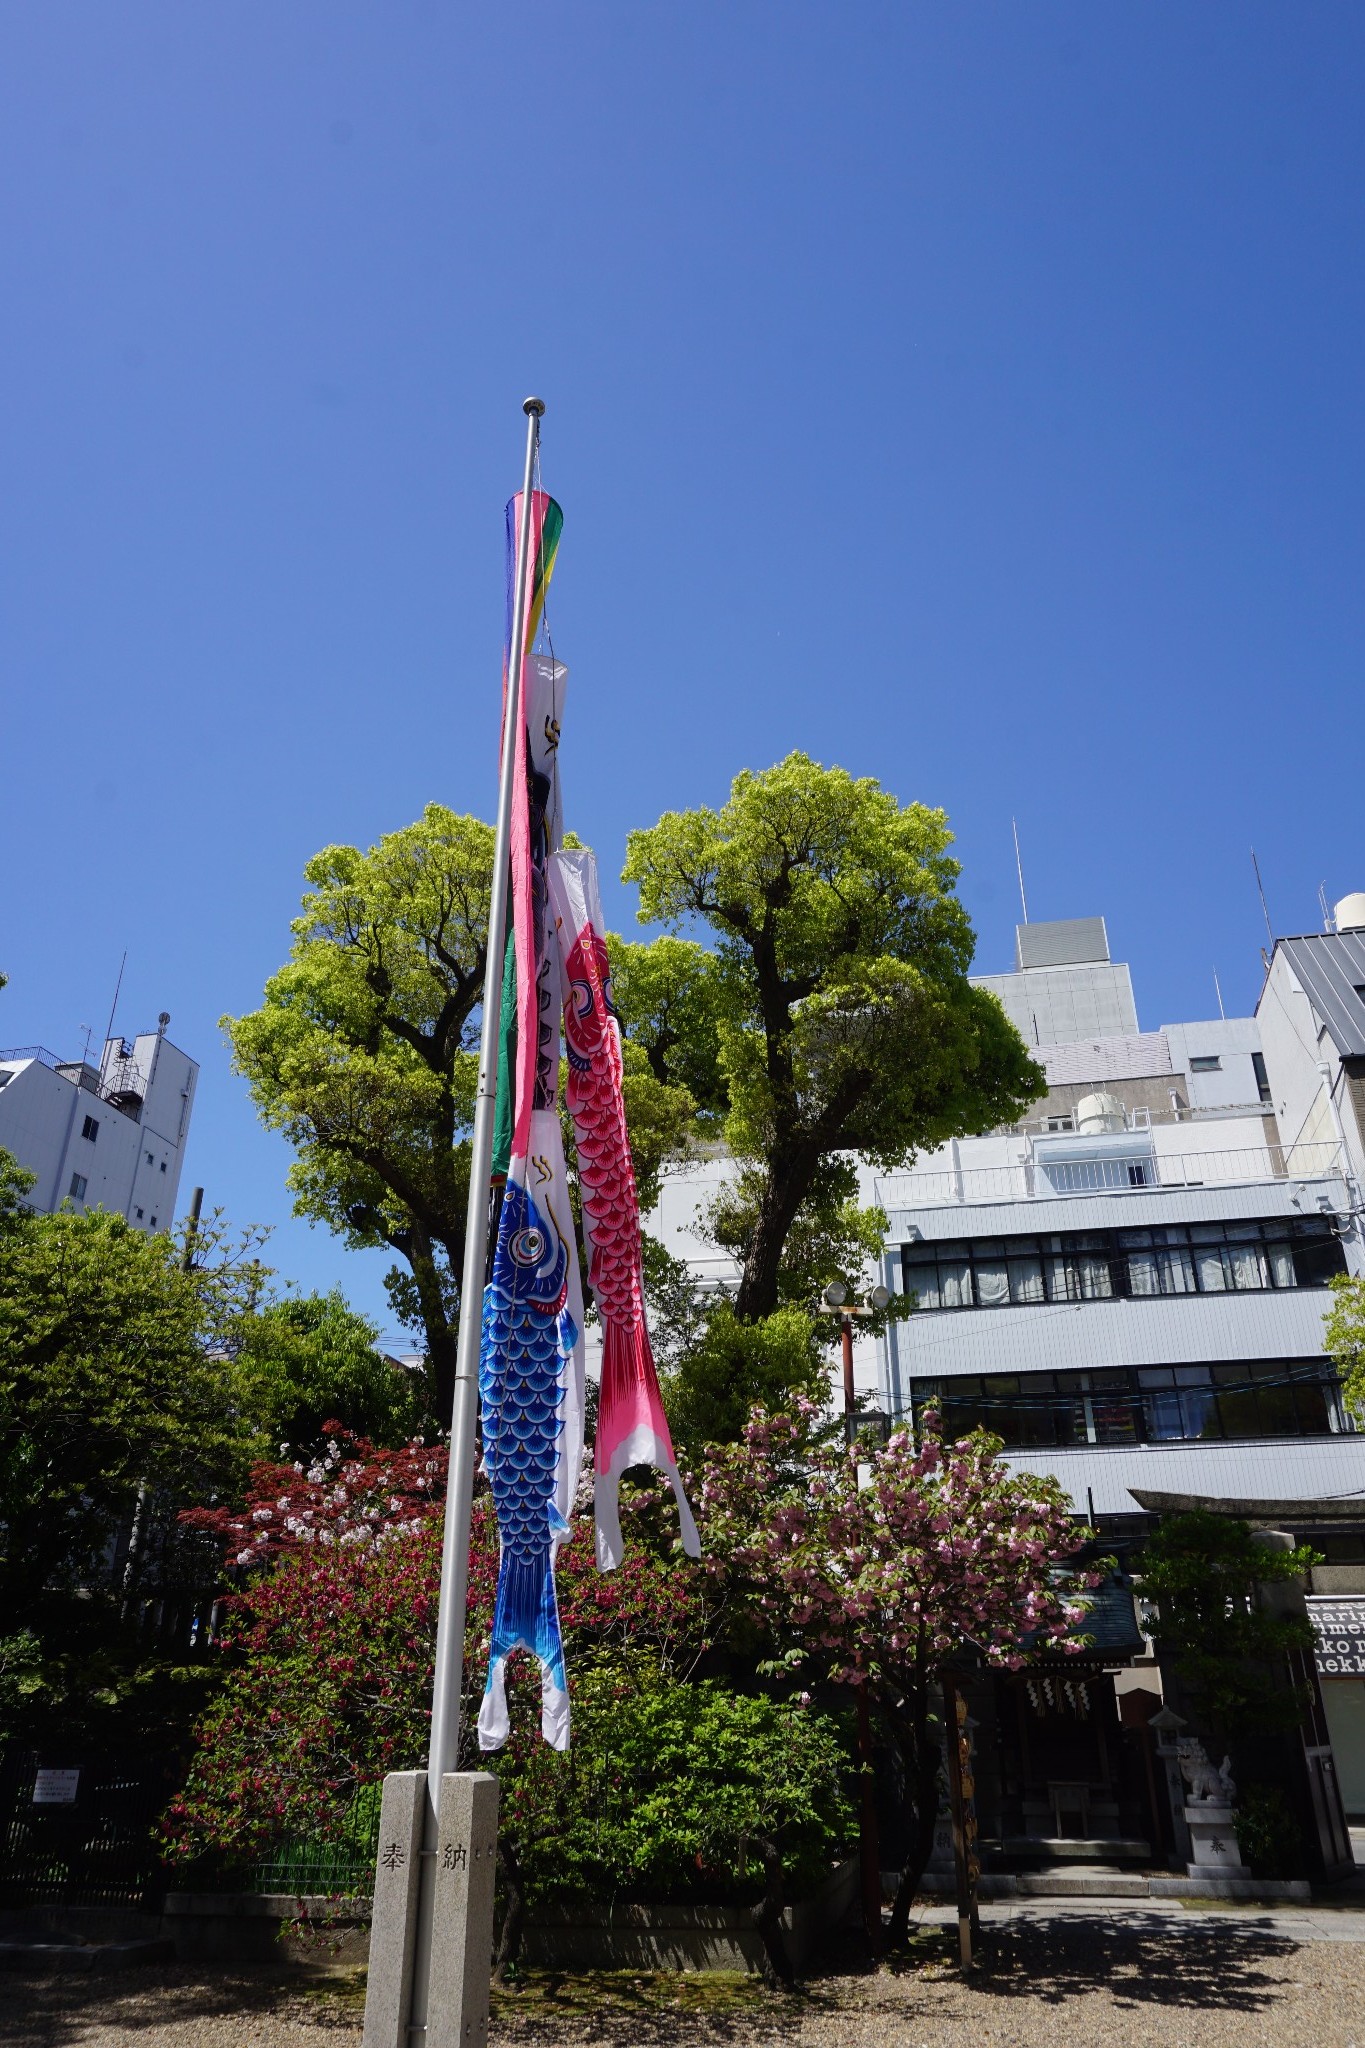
[167,1406,1094,1943]
[699,1400,1102,1935]
[164,1429,724,1876]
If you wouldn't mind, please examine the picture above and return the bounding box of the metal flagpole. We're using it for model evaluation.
[363,397,544,2048]
[426,394,545,1805]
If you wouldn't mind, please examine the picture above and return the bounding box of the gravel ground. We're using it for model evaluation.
[6,1911,1365,2048]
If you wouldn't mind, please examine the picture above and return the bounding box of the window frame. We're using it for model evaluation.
[899,1215,1346,1311]
[909,1358,1348,1447]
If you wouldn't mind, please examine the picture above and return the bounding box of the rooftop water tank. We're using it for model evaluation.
[1076,1090,1127,1135]
[1334,893,1365,935]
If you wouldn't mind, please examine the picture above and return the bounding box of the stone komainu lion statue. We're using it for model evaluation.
[1177,1738,1236,1804]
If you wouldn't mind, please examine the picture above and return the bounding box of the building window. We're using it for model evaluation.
[146,1151,155,1166]
[1044,1115,1075,1133]
[150,1216,157,1228]
[899,1215,1347,1311]
[1044,1156,1152,1193]
[69,1173,87,1200]
[81,1114,99,1141]
[135,1207,144,1220]
[908,1359,1345,1447]
[1252,1051,1273,1105]
[159,1160,167,1172]
[1189,1055,1222,1073]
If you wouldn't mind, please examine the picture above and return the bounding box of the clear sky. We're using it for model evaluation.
[3,5,1363,1341]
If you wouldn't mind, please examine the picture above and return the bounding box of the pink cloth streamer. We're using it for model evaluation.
[547,848,700,1569]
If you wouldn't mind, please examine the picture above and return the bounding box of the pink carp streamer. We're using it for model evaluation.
[548,847,701,1570]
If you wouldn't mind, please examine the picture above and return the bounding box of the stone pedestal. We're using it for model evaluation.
[362,1772,425,2048]
[361,1771,499,2048]
[1185,1801,1251,1881]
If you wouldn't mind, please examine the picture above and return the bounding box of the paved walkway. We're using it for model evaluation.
[912,1892,1365,1944]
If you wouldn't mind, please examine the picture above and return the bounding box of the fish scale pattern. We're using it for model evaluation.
[562,927,648,1332]
[479,1178,577,1697]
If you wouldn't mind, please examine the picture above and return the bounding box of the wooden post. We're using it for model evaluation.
[942,1678,979,1969]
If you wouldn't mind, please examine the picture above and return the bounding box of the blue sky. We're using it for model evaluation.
[3,5,1363,1340]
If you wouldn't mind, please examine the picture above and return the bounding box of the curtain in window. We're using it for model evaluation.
[903,1256,939,1311]
[1267,1240,1295,1288]
[1227,1241,1268,1291]
[1158,1246,1196,1293]
[1194,1246,1226,1291]
[1128,1250,1160,1297]
[939,1256,973,1308]
[975,1256,1009,1307]
[1008,1251,1045,1303]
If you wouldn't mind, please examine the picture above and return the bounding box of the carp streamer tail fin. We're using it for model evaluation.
[477,1542,570,1752]
[594,1316,701,1571]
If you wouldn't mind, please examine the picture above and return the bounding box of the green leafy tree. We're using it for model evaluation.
[623,754,1045,1324]
[621,754,1044,1434]
[224,806,496,1421]
[1325,1273,1365,1425]
[0,1184,279,1748]
[226,809,700,1425]
[0,1205,238,1621]
[0,1145,34,1231]
[1138,1511,1321,1745]
[229,1290,430,1454]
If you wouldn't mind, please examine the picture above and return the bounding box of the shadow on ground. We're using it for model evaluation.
[0,1963,364,2047]
[0,1918,1311,2046]
[905,1913,1301,2016]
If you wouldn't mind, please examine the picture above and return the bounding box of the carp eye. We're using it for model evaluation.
[510,1227,545,1265]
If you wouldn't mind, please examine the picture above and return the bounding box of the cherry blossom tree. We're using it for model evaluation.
[699,1400,1100,1940]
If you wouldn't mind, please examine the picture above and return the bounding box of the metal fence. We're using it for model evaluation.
[240,1787,381,1898]
[0,1749,385,1907]
[0,1750,174,1909]
[877,1140,1346,1211]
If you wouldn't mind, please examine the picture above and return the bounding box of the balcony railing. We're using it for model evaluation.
[0,1045,66,1070]
[877,1140,1346,1210]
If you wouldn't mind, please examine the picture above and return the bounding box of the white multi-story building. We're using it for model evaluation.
[644,910,1365,1829]
[872,916,1361,1518]
[0,1017,197,1231]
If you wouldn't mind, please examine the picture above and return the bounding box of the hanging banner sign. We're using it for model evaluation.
[1307,1596,1365,1677]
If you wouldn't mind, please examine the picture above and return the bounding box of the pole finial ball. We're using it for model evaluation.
[523,396,546,417]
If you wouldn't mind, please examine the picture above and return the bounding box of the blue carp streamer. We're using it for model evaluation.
[477,1175,578,1748]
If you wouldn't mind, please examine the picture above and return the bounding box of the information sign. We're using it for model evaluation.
[32,1769,81,1805]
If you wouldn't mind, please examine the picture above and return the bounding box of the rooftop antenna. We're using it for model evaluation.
[1250,848,1274,951]
[79,1022,93,1066]
[100,951,127,1080]
[1212,969,1226,1022]
[1318,882,1333,934]
[1012,817,1029,924]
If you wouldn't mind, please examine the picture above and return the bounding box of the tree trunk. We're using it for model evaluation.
[733,1158,815,1323]
[886,1758,942,1946]
[407,1224,458,1424]
[750,1834,794,1990]
[491,1836,525,1985]
[886,1686,944,1948]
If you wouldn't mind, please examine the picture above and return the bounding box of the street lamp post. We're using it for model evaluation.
[818,1280,891,1952]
